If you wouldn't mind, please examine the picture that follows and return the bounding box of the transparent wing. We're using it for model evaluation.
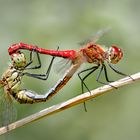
[54,58,72,75]
[79,27,111,46]
[0,87,17,127]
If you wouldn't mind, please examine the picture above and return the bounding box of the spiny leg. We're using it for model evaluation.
[23,56,55,80]
[96,64,117,88]
[23,47,59,80]
[25,46,59,70]
[78,67,94,93]
[108,64,134,80]
[24,50,41,69]
[78,66,99,111]
[102,64,113,82]
[78,66,99,93]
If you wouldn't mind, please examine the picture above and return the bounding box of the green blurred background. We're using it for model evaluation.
[0,0,140,140]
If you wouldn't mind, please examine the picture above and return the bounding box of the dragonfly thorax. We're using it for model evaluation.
[107,45,123,64]
[2,68,21,93]
[11,51,26,68]
[82,43,105,64]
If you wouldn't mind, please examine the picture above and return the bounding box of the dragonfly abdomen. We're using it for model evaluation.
[14,90,47,104]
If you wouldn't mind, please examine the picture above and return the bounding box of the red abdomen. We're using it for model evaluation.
[36,48,76,60]
[8,42,77,60]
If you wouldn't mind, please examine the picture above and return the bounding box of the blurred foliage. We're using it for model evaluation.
[0,0,140,140]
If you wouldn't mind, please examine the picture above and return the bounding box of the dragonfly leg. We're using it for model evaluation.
[96,64,117,88]
[102,64,114,82]
[14,89,48,104]
[78,66,99,93]
[24,50,41,69]
[108,64,134,80]
[22,55,55,80]
[25,46,59,70]
[22,47,59,80]
[78,66,99,112]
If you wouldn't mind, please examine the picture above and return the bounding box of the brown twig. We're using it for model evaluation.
[0,72,140,135]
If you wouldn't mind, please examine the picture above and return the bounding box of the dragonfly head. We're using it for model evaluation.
[11,51,26,68]
[107,45,123,64]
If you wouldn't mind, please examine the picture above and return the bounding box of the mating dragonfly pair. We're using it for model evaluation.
[0,30,131,126]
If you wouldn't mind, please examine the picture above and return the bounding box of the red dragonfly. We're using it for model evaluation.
[8,31,132,110]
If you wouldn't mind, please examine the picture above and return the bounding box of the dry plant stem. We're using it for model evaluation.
[0,72,140,136]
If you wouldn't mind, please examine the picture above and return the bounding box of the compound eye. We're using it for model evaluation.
[108,46,123,64]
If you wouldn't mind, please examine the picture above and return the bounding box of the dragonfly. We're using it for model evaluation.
[8,31,133,110]
[0,49,57,126]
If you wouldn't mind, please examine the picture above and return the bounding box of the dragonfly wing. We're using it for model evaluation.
[54,58,72,75]
[79,27,111,46]
[0,88,17,126]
